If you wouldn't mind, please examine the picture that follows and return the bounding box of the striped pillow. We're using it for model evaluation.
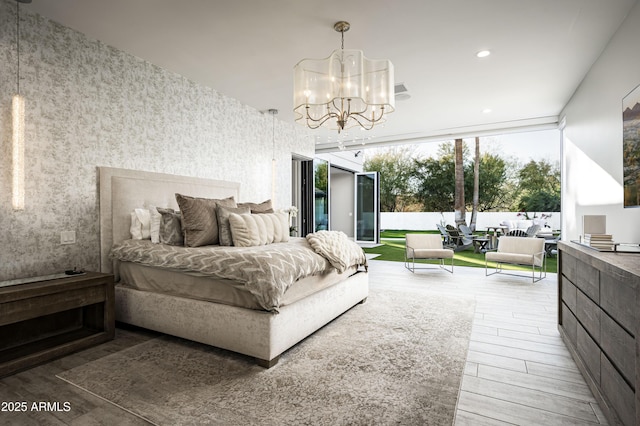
[228,212,289,247]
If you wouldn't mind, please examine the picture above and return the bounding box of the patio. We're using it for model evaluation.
[363,230,559,274]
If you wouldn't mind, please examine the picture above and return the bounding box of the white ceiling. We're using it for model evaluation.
[26,0,637,152]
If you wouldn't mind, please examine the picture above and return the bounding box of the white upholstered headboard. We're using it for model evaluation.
[98,167,240,273]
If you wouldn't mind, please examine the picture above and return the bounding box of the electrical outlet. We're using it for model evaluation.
[60,231,76,245]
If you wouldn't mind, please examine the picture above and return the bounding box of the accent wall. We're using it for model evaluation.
[0,0,312,281]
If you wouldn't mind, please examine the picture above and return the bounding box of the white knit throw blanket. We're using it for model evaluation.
[306,230,368,273]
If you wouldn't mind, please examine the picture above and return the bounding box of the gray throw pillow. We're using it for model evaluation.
[156,207,183,246]
[175,193,236,247]
[238,199,274,214]
[216,205,251,246]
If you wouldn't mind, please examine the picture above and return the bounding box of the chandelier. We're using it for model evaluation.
[293,21,394,133]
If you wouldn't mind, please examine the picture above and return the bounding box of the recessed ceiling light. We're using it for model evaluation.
[395,93,411,101]
[476,50,491,58]
[482,108,492,114]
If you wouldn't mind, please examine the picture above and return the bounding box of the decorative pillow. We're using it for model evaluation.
[238,199,274,214]
[228,212,289,247]
[156,207,184,246]
[216,205,251,246]
[175,193,236,247]
[148,205,162,244]
[130,208,151,240]
[130,212,142,239]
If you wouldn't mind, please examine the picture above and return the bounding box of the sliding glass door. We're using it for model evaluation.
[355,172,379,243]
[314,159,329,231]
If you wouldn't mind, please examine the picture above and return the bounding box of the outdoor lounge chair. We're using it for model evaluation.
[436,224,454,248]
[485,236,546,282]
[445,225,474,251]
[459,224,490,253]
[405,234,454,273]
[458,224,475,239]
[525,224,541,237]
[506,225,539,238]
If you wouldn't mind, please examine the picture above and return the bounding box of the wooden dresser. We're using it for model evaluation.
[558,242,639,426]
[0,272,114,378]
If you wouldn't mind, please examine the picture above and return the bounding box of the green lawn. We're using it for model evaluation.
[367,230,557,274]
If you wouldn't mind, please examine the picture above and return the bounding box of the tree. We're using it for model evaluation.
[411,143,458,212]
[469,137,480,231]
[314,160,328,193]
[454,139,465,226]
[471,153,511,211]
[411,141,513,214]
[516,159,561,212]
[363,146,415,212]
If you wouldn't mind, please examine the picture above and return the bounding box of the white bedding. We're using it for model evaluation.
[118,261,358,310]
[110,236,366,311]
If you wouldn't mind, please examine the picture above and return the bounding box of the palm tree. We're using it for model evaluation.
[454,138,466,226]
[470,137,480,231]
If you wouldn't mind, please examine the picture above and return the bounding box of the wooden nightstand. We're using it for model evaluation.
[0,272,115,378]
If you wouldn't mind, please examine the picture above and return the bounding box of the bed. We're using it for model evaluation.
[98,166,369,367]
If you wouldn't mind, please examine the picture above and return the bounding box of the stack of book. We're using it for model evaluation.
[584,234,614,250]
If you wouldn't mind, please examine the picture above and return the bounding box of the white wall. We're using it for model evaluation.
[329,170,355,237]
[0,1,312,280]
[381,212,560,232]
[560,1,640,242]
[316,151,362,238]
[316,151,364,173]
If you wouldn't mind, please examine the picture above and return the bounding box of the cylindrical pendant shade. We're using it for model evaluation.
[12,94,25,210]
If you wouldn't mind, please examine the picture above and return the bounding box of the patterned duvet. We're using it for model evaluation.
[110,235,366,312]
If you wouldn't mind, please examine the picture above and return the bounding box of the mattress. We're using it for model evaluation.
[118,261,358,311]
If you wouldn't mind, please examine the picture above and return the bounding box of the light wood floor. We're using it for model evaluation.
[0,260,606,425]
[367,259,608,426]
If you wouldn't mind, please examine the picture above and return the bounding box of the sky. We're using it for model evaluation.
[366,129,561,165]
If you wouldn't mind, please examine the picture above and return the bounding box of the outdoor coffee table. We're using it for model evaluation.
[473,238,491,253]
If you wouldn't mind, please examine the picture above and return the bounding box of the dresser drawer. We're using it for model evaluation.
[561,278,577,312]
[561,252,577,283]
[561,303,577,346]
[600,271,636,335]
[601,354,635,426]
[577,322,600,384]
[576,258,599,302]
[600,313,635,385]
[576,290,600,343]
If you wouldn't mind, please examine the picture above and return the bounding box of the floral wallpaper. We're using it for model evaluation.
[0,0,313,281]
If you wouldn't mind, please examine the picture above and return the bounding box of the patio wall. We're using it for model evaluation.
[381,212,561,232]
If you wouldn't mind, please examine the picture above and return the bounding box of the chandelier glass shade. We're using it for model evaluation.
[293,22,394,132]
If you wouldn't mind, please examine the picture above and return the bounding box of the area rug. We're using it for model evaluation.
[57,288,475,425]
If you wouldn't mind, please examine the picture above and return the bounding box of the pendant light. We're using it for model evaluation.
[12,0,31,211]
[269,109,278,205]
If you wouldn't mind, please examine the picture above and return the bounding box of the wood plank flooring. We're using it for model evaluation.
[0,259,606,425]
[366,259,607,426]
[0,327,157,425]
